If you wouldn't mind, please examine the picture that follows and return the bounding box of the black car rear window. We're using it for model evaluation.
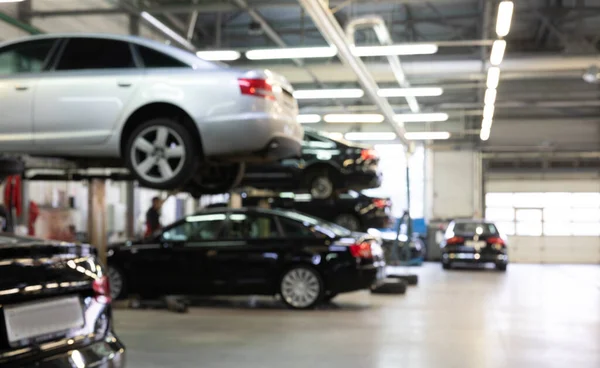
[453,222,499,235]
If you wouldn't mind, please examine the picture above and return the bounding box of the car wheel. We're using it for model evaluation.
[126,118,197,190]
[108,266,127,300]
[306,169,335,199]
[280,266,324,309]
[371,279,407,294]
[496,263,507,272]
[334,214,361,231]
[189,162,245,195]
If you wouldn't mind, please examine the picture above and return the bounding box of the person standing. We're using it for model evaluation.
[145,196,163,237]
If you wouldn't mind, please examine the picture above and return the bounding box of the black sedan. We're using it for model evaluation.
[0,235,125,367]
[242,129,381,199]
[440,220,508,271]
[107,207,386,309]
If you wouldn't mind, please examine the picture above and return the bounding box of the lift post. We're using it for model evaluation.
[88,179,107,264]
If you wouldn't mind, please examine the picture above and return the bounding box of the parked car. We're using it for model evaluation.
[107,207,386,309]
[0,33,302,193]
[440,220,508,271]
[215,190,392,232]
[242,128,381,198]
[0,234,125,367]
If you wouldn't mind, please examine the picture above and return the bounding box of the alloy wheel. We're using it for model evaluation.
[130,125,186,184]
[281,268,321,309]
[335,214,361,231]
[108,267,123,300]
[310,176,333,199]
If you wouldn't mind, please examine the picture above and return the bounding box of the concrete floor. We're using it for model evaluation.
[114,263,600,368]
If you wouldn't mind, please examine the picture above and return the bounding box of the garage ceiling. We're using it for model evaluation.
[1,0,599,151]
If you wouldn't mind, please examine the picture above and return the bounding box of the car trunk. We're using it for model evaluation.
[0,240,109,364]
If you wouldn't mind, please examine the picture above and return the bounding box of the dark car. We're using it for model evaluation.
[107,207,386,309]
[0,234,125,367]
[440,220,508,271]
[226,190,392,232]
[242,129,381,199]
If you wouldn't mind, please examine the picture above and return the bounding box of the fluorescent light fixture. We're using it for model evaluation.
[378,87,443,97]
[345,132,397,141]
[486,67,501,89]
[196,50,241,61]
[353,43,438,57]
[490,40,506,66]
[480,127,491,141]
[482,118,493,129]
[0,0,25,2]
[324,114,384,123]
[293,89,364,99]
[496,1,514,37]
[484,88,497,106]
[296,114,321,124]
[246,46,337,60]
[394,113,449,123]
[140,12,195,51]
[483,104,495,120]
[324,132,344,140]
[404,131,451,140]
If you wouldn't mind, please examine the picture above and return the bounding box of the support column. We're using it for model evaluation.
[88,179,107,264]
[18,178,29,228]
[125,181,135,238]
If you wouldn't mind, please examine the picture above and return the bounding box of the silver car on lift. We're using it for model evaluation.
[0,34,302,192]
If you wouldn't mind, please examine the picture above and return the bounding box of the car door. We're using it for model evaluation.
[205,210,284,295]
[33,37,144,148]
[158,212,229,295]
[0,38,58,150]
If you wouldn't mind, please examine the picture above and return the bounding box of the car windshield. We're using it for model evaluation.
[278,211,353,237]
[452,222,499,235]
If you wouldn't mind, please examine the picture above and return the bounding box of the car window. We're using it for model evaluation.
[278,211,352,238]
[278,216,322,238]
[452,222,499,236]
[136,45,189,68]
[162,214,226,242]
[227,213,280,239]
[0,39,56,75]
[56,38,136,70]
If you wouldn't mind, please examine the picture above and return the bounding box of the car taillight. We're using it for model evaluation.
[373,199,388,208]
[238,78,275,100]
[360,149,378,161]
[446,236,464,245]
[487,237,505,246]
[349,242,373,258]
[93,276,111,304]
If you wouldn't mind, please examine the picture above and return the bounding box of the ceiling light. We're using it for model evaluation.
[496,1,514,37]
[483,104,495,120]
[296,114,321,124]
[484,88,497,106]
[480,127,491,141]
[486,67,501,89]
[245,46,337,60]
[482,118,493,130]
[404,132,451,140]
[353,43,438,57]
[0,0,26,2]
[345,132,397,141]
[394,113,449,123]
[293,89,364,99]
[378,87,443,97]
[490,40,506,66]
[196,50,241,61]
[324,114,384,123]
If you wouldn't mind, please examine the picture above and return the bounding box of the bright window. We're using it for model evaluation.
[486,192,600,236]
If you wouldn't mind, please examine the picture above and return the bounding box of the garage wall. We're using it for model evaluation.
[431,149,483,219]
[485,172,600,264]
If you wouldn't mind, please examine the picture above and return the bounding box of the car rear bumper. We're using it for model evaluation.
[330,262,386,293]
[442,252,508,264]
[18,333,125,368]
[199,112,303,161]
[342,170,381,190]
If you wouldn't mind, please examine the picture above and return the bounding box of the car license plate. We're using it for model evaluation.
[465,240,486,250]
[4,296,84,344]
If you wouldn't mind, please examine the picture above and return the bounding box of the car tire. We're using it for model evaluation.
[189,162,246,195]
[0,157,24,178]
[304,168,336,199]
[442,262,451,270]
[108,266,127,300]
[280,265,324,310]
[496,263,507,272]
[125,118,197,190]
[387,274,418,286]
[334,213,362,231]
[371,279,407,294]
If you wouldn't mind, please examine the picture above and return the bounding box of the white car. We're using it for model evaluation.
[0,34,303,192]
